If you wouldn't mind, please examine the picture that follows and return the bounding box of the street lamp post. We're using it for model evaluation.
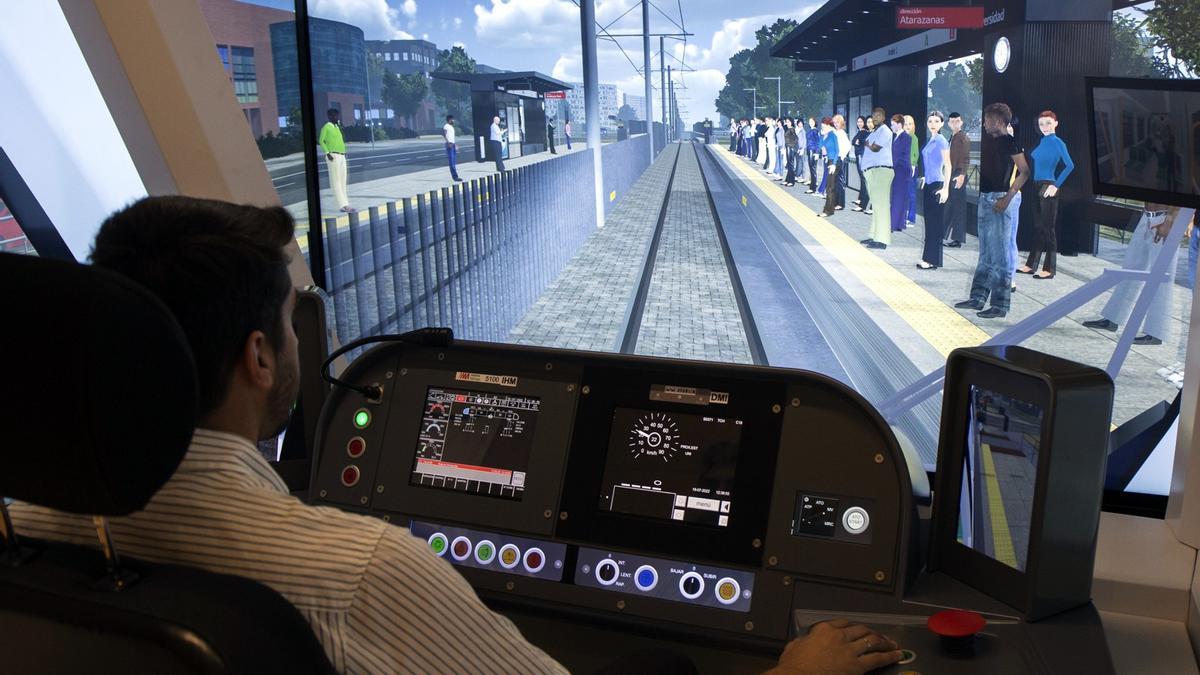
[743,87,757,119]
[764,76,781,118]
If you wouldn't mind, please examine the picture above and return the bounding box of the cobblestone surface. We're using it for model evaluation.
[507,145,681,351]
[635,144,752,364]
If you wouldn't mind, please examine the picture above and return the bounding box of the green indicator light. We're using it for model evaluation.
[430,536,446,554]
[354,409,371,428]
[478,544,493,560]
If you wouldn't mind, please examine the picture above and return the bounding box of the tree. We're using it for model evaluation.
[714,19,831,122]
[928,60,981,133]
[382,71,427,128]
[965,57,983,95]
[1143,0,1200,77]
[1110,13,1166,78]
[617,103,637,122]
[433,45,476,131]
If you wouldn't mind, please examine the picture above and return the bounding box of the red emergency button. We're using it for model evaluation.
[340,465,360,487]
[927,609,985,638]
[347,437,366,457]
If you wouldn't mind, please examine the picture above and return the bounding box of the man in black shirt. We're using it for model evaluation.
[943,112,971,247]
[955,102,1030,318]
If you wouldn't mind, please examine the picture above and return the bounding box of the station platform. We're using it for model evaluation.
[507,141,1190,467]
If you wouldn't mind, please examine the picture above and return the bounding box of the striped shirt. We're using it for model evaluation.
[9,428,566,675]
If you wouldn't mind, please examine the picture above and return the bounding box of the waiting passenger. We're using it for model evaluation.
[942,112,971,248]
[917,111,951,270]
[9,196,902,675]
[890,114,913,234]
[860,107,895,248]
[955,102,1030,319]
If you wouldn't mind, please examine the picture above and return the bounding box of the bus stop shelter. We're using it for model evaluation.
[431,71,572,163]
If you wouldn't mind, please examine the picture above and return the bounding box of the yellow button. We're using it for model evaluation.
[501,548,518,565]
[719,583,736,600]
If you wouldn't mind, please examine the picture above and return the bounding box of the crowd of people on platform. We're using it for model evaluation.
[728,101,1193,351]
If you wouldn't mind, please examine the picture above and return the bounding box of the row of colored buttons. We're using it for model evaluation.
[428,533,546,573]
[594,559,740,606]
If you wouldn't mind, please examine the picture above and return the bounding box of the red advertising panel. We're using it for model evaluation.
[545,91,567,99]
[896,7,985,29]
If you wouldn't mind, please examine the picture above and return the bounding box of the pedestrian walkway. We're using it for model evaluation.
[507,144,680,351]
[636,144,752,364]
[709,145,1187,429]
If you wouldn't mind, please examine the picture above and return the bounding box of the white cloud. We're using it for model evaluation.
[401,0,417,18]
[308,0,413,39]
[474,0,578,47]
[453,16,463,29]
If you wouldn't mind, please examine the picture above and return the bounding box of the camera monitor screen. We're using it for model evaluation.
[598,408,742,527]
[410,387,541,501]
[956,386,1044,572]
[1089,78,1200,207]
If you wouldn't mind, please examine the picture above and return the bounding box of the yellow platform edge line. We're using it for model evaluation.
[712,146,989,357]
[980,442,1019,568]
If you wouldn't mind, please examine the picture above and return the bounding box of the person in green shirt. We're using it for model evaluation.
[319,108,352,213]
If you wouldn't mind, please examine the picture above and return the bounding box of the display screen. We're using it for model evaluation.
[957,386,1043,572]
[1091,84,1200,204]
[410,387,540,501]
[598,408,742,527]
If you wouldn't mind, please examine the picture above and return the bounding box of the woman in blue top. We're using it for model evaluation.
[918,112,952,269]
[1018,110,1075,279]
[819,117,842,217]
[889,115,913,232]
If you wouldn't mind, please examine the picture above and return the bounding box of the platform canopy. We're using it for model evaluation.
[430,71,572,95]
[771,0,1145,71]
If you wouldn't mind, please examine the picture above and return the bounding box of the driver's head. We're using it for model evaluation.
[91,196,299,440]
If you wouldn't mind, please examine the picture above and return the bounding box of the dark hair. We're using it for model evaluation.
[90,196,295,417]
[948,112,962,120]
[446,114,455,122]
[326,108,339,118]
[821,116,834,126]
[928,110,945,122]
[983,102,1012,125]
[891,114,905,125]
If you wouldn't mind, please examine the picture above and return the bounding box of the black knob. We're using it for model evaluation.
[598,561,618,583]
[682,575,701,595]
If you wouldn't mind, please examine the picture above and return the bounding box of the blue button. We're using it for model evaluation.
[638,569,655,587]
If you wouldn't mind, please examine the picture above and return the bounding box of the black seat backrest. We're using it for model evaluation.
[0,252,335,674]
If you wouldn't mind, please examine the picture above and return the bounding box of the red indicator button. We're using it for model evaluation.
[523,547,546,573]
[927,609,986,638]
[347,437,366,458]
[340,465,360,487]
[454,540,469,557]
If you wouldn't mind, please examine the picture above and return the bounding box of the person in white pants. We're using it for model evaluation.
[318,108,353,213]
[765,117,778,175]
[1083,204,1182,344]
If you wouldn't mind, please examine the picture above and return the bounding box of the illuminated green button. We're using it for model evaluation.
[428,533,448,557]
[353,408,371,428]
[475,540,496,565]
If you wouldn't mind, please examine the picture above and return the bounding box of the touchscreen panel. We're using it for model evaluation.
[598,408,742,527]
[956,385,1043,572]
[410,387,540,501]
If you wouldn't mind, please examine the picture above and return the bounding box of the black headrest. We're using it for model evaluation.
[0,253,197,515]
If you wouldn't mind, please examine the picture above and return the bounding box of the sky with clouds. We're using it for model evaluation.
[242,0,825,125]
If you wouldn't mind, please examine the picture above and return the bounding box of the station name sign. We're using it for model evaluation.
[896,7,984,29]
[545,91,567,99]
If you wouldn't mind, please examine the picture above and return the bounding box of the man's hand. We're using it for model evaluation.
[766,620,902,675]
[994,194,1013,213]
[954,174,966,190]
[828,165,837,175]
[938,186,950,204]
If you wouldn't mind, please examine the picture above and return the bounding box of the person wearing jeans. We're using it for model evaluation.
[955,103,1030,319]
[443,115,462,182]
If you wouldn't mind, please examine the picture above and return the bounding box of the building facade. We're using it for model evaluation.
[366,39,439,75]
[196,0,294,138]
[272,18,367,129]
[566,83,622,134]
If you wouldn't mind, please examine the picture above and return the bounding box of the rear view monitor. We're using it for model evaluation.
[956,386,1044,573]
[1086,76,1200,208]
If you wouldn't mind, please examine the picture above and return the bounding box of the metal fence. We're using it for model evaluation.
[320,136,661,347]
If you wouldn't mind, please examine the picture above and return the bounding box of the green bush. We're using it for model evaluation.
[256,131,305,160]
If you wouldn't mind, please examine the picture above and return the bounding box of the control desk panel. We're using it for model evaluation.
[312,340,916,646]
